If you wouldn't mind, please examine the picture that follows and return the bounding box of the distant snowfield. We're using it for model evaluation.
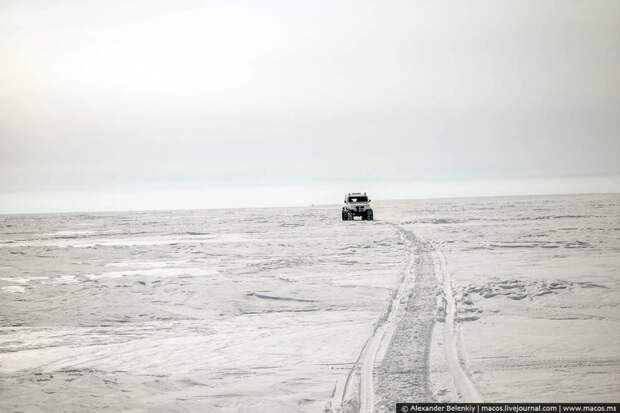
[1,194,619,412]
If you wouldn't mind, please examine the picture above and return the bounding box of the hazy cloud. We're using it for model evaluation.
[1,0,619,211]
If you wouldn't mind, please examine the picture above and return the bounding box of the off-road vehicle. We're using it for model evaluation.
[342,192,373,221]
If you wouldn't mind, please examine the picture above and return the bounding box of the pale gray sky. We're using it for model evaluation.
[1,0,619,212]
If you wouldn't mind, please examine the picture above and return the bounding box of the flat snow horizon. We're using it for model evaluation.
[1,193,618,412]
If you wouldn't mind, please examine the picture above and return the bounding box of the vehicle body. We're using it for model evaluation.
[342,192,374,221]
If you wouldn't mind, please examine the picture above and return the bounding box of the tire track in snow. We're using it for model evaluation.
[328,225,416,413]
[358,226,417,413]
[431,242,483,402]
[372,228,438,411]
[330,226,481,412]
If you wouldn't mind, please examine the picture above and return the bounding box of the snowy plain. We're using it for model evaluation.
[0,194,619,412]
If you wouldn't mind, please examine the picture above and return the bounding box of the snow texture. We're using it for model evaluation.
[1,194,619,412]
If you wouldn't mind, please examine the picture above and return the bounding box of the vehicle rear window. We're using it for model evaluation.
[348,196,368,202]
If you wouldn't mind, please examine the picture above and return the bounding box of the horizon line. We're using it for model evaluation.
[1,189,618,216]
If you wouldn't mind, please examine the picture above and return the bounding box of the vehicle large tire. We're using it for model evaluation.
[342,210,347,221]
[366,209,373,221]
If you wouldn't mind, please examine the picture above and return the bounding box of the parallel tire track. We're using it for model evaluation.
[358,227,417,413]
[431,243,483,402]
[329,225,417,413]
[372,228,438,411]
[330,225,481,413]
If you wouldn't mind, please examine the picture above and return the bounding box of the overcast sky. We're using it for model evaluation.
[1,0,619,212]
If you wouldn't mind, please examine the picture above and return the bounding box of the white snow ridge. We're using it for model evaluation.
[1,194,619,412]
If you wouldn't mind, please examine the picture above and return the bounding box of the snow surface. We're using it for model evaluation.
[1,194,618,412]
